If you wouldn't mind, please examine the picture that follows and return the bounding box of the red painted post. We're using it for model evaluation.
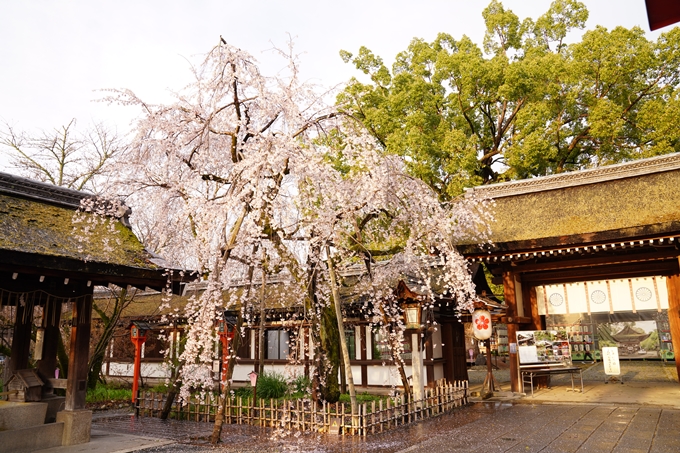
[130,325,147,403]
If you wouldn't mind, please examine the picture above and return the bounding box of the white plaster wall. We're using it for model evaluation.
[367,364,412,387]
[232,364,305,382]
[107,362,170,378]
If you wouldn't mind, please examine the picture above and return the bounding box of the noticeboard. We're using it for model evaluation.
[602,347,621,376]
[517,330,571,365]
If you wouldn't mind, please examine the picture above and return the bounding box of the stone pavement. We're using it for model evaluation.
[33,361,680,453]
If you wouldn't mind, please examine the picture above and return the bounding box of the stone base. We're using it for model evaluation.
[0,422,64,453]
[56,409,92,446]
[0,401,47,430]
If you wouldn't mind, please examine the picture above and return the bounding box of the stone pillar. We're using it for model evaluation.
[411,333,424,403]
[56,409,92,446]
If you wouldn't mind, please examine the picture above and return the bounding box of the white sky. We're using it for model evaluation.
[0,0,667,156]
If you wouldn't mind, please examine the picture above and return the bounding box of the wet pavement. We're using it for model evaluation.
[39,361,680,453]
[88,402,680,453]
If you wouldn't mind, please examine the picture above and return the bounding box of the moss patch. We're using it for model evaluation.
[0,194,157,269]
[479,171,680,244]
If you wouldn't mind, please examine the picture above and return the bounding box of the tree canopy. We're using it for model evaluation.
[108,40,490,434]
[338,0,680,199]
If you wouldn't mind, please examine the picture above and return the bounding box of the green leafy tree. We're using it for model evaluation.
[338,0,680,198]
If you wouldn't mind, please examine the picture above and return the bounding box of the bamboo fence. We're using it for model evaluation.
[136,380,468,436]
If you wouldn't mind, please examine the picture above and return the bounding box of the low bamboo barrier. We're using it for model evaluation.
[136,380,468,436]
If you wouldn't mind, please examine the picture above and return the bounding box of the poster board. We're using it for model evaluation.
[602,347,621,376]
[517,330,571,365]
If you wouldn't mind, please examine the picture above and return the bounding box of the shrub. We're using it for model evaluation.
[256,371,288,399]
[339,392,384,404]
[86,382,132,403]
[291,375,311,396]
[232,386,253,399]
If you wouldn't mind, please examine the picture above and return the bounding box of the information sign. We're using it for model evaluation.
[602,347,621,376]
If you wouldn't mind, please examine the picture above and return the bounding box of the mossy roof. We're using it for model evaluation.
[0,192,160,269]
[461,154,680,251]
[93,280,306,320]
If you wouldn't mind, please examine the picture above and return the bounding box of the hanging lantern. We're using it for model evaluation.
[472,309,492,340]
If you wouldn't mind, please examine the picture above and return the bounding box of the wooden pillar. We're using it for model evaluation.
[450,320,469,381]
[666,273,680,383]
[425,333,434,386]
[441,322,454,382]
[37,297,62,383]
[65,295,92,411]
[360,326,368,387]
[503,271,520,392]
[524,286,542,331]
[9,295,34,374]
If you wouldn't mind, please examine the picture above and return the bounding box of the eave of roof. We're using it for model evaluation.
[461,153,680,255]
[0,172,189,289]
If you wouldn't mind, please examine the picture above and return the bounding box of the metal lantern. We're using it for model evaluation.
[472,309,493,340]
[403,302,422,330]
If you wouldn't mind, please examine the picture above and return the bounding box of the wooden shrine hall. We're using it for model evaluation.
[0,172,185,450]
[460,153,680,393]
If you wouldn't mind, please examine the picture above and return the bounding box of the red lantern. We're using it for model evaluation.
[472,309,492,340]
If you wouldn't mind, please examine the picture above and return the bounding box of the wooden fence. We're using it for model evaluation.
[136,380,468,436]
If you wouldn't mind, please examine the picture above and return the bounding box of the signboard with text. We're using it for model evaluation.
[602,347,621,376]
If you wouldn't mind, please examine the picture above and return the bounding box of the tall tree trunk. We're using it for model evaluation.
[210,312,243,444]
[161,330,184,419]
[210,240,256,444]
[319,303,341,402]
[257,251,267,375]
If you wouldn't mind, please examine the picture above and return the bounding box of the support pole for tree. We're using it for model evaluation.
[326,246,358,421]
[257,250,267,375]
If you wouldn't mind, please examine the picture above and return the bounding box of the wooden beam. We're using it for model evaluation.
[520,260,679,285]
[498,316,533,325]
[665,273,680,384]
[510,249,680,273]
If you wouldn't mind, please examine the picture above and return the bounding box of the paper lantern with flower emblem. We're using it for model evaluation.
[472,309,492,340]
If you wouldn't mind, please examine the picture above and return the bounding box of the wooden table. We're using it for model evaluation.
[520,366,583,397]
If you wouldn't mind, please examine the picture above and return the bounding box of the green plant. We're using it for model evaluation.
[290,375,311,396]
[149,383,169,393]
[256,371,288,399]
[339,392,384,404]
[232,386,253,399]
[86,382,132,403]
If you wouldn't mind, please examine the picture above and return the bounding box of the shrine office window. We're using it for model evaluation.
[266,330,290,360]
